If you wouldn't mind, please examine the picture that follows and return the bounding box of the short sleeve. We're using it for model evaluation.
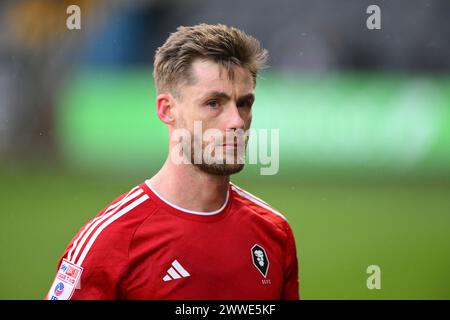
[45,209,128,300]
[281,221,300,300]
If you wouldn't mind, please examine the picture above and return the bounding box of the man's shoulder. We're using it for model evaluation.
[230,182,291,228]
[88,183,153,226]
[64,182,156,266]
[103,183,149,211]
[94,182,158,228]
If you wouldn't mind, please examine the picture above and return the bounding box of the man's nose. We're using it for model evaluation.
[225,103,245,130]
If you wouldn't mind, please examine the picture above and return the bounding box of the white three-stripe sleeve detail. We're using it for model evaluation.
[67,186,141,262]
[69,188,144,264]
[104,186,141,212]
[231,186,288,221]
[230,182,270,206]
[75,194,149,266]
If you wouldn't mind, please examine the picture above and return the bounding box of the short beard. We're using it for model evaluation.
[188,139,247,176]
[177,118,247,176]
[192,161,245,176]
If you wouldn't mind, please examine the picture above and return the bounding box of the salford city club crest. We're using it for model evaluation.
[251,244,269,277]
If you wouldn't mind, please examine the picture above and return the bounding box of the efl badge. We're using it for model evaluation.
[251,244,269,278]
[47,259,83,300]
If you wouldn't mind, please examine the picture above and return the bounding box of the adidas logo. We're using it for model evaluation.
[163,260,190,282]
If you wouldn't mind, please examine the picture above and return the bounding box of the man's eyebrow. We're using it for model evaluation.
[200,91,255,101]
[237,93,255,103]
[200,91,231,101]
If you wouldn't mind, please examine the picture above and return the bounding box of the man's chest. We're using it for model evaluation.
[124,221,285,299]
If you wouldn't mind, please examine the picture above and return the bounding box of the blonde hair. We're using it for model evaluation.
[153,23,268,95]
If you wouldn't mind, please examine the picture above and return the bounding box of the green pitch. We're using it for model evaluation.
[0,163,449,299]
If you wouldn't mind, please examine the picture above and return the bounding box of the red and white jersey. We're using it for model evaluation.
[46,180,299,300]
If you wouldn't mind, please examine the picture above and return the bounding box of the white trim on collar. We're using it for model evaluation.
[145,180,229,216]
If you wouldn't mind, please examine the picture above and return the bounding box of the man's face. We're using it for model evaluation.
[172,59,255,175]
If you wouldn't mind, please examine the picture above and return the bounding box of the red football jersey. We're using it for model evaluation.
[46,181,299,300]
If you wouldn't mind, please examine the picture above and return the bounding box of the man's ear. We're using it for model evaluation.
[156,93,176,125]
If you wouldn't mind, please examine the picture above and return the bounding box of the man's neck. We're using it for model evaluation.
[147,157,230,213]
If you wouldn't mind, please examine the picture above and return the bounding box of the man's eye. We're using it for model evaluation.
[237,99,253,108]
[206,100,219,108]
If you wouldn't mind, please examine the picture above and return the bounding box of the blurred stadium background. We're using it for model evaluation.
[1,0,449,299]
